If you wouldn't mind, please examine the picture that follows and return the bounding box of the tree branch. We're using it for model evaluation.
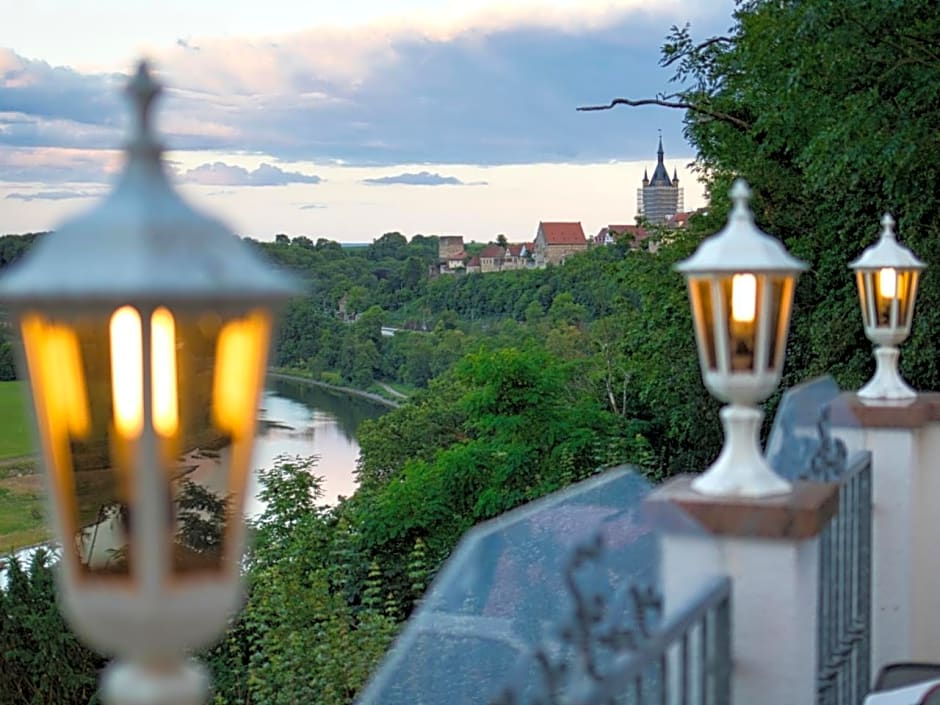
[661,35,733,67]
[576,96,751,131]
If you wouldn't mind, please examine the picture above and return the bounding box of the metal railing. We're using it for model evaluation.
[593,576,733,705]
[490,569,732,705]
[817,452,873,705]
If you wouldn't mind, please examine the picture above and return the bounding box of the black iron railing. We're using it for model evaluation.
[591,575,732,705]
[817,452,873,705]
[491,554,732,705]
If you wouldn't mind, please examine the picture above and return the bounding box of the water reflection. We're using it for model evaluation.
[247,378,387,513]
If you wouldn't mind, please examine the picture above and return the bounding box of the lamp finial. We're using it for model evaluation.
[730,178,753,221]
[881,213,897,240]
[125,60,161,148]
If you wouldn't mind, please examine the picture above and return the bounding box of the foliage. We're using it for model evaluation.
[658,0,940,394]
[204,456,398,705]
[352,346,653,590]
[0,330,16,382]
[0,549,104,705]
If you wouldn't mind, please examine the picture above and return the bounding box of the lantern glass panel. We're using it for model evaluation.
[21,312,134,580]
[721,274,759,373]
[170,308,271,577]
[19,306,272,582]
[875,268,899,327]
[857,272,872,328]
[767,275,794,372]
[897,270,917,328]
[688,277,717,371]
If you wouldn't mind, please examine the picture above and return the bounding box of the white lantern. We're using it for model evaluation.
[0,63,296,705]
[850,214,925,401]
[676,180,807,497]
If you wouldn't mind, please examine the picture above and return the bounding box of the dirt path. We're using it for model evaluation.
[376,382,408,400]
[0,454,37,471]
[268,372,401,408]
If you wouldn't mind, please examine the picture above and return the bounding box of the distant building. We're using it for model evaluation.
[534,222,587,267]
[666,211,694,228]
[502,243,533,270]
[637,137,684,225]
[479,244,505,273]
[436,235,468,274]
[438,235,465,260]
[594,224,650,249]
[466,255,481,274]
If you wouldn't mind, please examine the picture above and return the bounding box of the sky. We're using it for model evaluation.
[0,0,733,243]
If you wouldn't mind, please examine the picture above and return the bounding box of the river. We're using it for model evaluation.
[1,377,389,583]
[250,376,389,510]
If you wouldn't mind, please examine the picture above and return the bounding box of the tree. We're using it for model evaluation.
[367,232,408,260]
[0,549,103,704]
[0,332,16,381]
[581,0,940,411]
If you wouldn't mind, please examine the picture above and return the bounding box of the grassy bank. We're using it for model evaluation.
[0,478,48,553]
[0,381,32,459]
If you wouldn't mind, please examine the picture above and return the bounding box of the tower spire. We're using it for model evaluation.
[657,129,664,163]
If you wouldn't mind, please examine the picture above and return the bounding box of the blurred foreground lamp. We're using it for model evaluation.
[850,214,925,401]
[0,63,295,705]
[676,180,807,497]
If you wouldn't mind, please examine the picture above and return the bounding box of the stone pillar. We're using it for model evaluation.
[647,477,839,705]
[830,392,940,672]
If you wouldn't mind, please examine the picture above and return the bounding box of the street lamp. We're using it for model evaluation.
[676,179,807,497]
[0,63,295,705]
[850,213,925,401]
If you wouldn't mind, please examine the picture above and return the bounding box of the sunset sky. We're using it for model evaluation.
[0,0,732,243]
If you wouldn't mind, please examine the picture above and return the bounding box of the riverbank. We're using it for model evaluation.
[267,370,403,409]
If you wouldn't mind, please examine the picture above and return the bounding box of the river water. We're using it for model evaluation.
[250,376,389,510]
[1,377,389,583]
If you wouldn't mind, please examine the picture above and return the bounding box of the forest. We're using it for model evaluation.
[2,0,940,702]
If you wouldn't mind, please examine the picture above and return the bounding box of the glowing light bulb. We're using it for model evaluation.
[212,311,270,439]
[110,306,143,438]
[731,274,757,323]
[879,268,897,299]
[21,314,90,439]
[151,307,179,437]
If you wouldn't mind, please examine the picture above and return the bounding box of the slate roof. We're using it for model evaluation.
[648,136,672,187]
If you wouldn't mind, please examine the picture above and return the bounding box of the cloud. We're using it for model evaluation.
[362,171,485,186]
[0,146,118,183]
[0,4,730,166]
[182,162,322,186]
[5,189,105,201]
[0,49,123,143]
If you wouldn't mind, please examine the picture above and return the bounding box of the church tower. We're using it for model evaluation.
[636,135,684,224]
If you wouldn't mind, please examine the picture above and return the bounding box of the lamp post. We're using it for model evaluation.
[0,63,295,705]
[676,179,807,497]
[850,213,925,401]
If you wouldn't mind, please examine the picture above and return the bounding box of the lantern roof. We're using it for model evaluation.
[0,62,298,308]
[849,214,926,271]
[675,179,808,275]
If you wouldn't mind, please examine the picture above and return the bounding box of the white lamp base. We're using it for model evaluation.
[858,346,916,401]
[692,405,791,498]
[101,659,209,705]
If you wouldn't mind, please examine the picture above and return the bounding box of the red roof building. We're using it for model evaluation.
[534,222,587,267]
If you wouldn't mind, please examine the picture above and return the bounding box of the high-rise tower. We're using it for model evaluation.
[637,135,684,224]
